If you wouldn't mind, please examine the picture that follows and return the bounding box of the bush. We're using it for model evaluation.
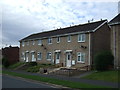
[26,66,40,72]
[26,62,37,66]
[2,57,9,68]
[94,51,114,71]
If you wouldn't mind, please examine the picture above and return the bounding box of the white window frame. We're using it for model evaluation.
[78,34,85,42]
[22,42,24,47]
[67,35,71,42]
[37,52,42,60]
[57,37,60,43]
[47,52,52,60]
[38,39,42,45]
[21,52,25,60]
[32,40,35,45]
[48,38,52,44]
[77,52,85,63]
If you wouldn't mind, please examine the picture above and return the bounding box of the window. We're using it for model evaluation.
[78,34,85,42]
[67,35,71,42]
[32,40,35,45]
[77,52,85,63]
[48,38,52,44]
[57,37,60,43]
[47,52,52,60]
[22,42,24,47]
[26,41,29,45]
[38,40,42,45]
[37,52,42,60]
[21,52,25,60]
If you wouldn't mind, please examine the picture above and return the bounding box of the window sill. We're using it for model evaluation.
[78,41,85,43]
[37,59,41,60]
[77,61,85,64]
[47,59,51,61]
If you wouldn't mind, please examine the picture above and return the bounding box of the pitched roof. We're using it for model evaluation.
[109,13,120,25]
[20,20,107,41]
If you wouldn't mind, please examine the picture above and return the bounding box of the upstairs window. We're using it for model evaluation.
[48,38,52,44]
[57,37,60,43]
[37,52,42,60]
[78,34,85,42]
[67,35,71,42]
[47,52,52,60]
[22,41,24,47]
[38,40,42,45]
[77,52,85,63]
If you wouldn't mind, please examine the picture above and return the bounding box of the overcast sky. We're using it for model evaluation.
[0,0,119,48]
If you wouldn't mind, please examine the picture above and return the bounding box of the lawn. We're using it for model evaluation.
[8,62,25,69]
[82,70,119,83]
[2,70,111,89]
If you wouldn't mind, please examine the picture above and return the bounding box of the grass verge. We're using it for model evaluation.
[82,70,119,83]
[3,70,111,89]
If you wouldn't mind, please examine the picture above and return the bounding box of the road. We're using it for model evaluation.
[2,75,55,88]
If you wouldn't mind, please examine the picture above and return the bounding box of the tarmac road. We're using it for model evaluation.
[2,75,55,88]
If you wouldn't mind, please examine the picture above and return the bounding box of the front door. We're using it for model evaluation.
[25,52,29,62]
[56,53,60,64]
[31,52,36,61]
[66,53,72,67]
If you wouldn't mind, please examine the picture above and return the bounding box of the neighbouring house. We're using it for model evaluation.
[19,20,111,69]
[109,13,120,69]
[0,49,2,65]
[2,46,19,65]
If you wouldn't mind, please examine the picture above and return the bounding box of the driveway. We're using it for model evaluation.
[2,75,55,88]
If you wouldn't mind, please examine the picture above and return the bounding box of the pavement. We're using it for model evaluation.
[2,69,119,88]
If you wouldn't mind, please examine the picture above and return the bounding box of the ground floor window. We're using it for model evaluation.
[77,52,85,63]
[21,52,25,60]
[37,52,42,60]
[47,52,52,60]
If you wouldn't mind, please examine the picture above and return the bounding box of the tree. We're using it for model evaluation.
[2,57,9,68]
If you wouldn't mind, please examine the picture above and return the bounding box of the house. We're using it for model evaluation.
[19,20,111,69]
[109,13,120,69]
[2,46,19,65]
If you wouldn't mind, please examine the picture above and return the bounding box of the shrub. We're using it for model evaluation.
[26,62,37,66]
[2,57,9,68]
[26,66,40,72]
[94,51,114,71]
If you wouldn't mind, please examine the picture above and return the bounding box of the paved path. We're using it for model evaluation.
[3,69,119,88]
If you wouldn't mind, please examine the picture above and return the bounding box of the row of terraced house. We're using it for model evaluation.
[19,14,120,69]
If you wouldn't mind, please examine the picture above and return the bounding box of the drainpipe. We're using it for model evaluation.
[113,26,116,68]
[88,33,91,69]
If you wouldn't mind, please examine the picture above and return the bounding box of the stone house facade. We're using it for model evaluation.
[19,20,110,68]
[109,13,120,69]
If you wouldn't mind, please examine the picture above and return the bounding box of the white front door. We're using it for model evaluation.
[56,53,60,64]
[66,53,72,67]
[25,53,29,62]
[31,52,36,61]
